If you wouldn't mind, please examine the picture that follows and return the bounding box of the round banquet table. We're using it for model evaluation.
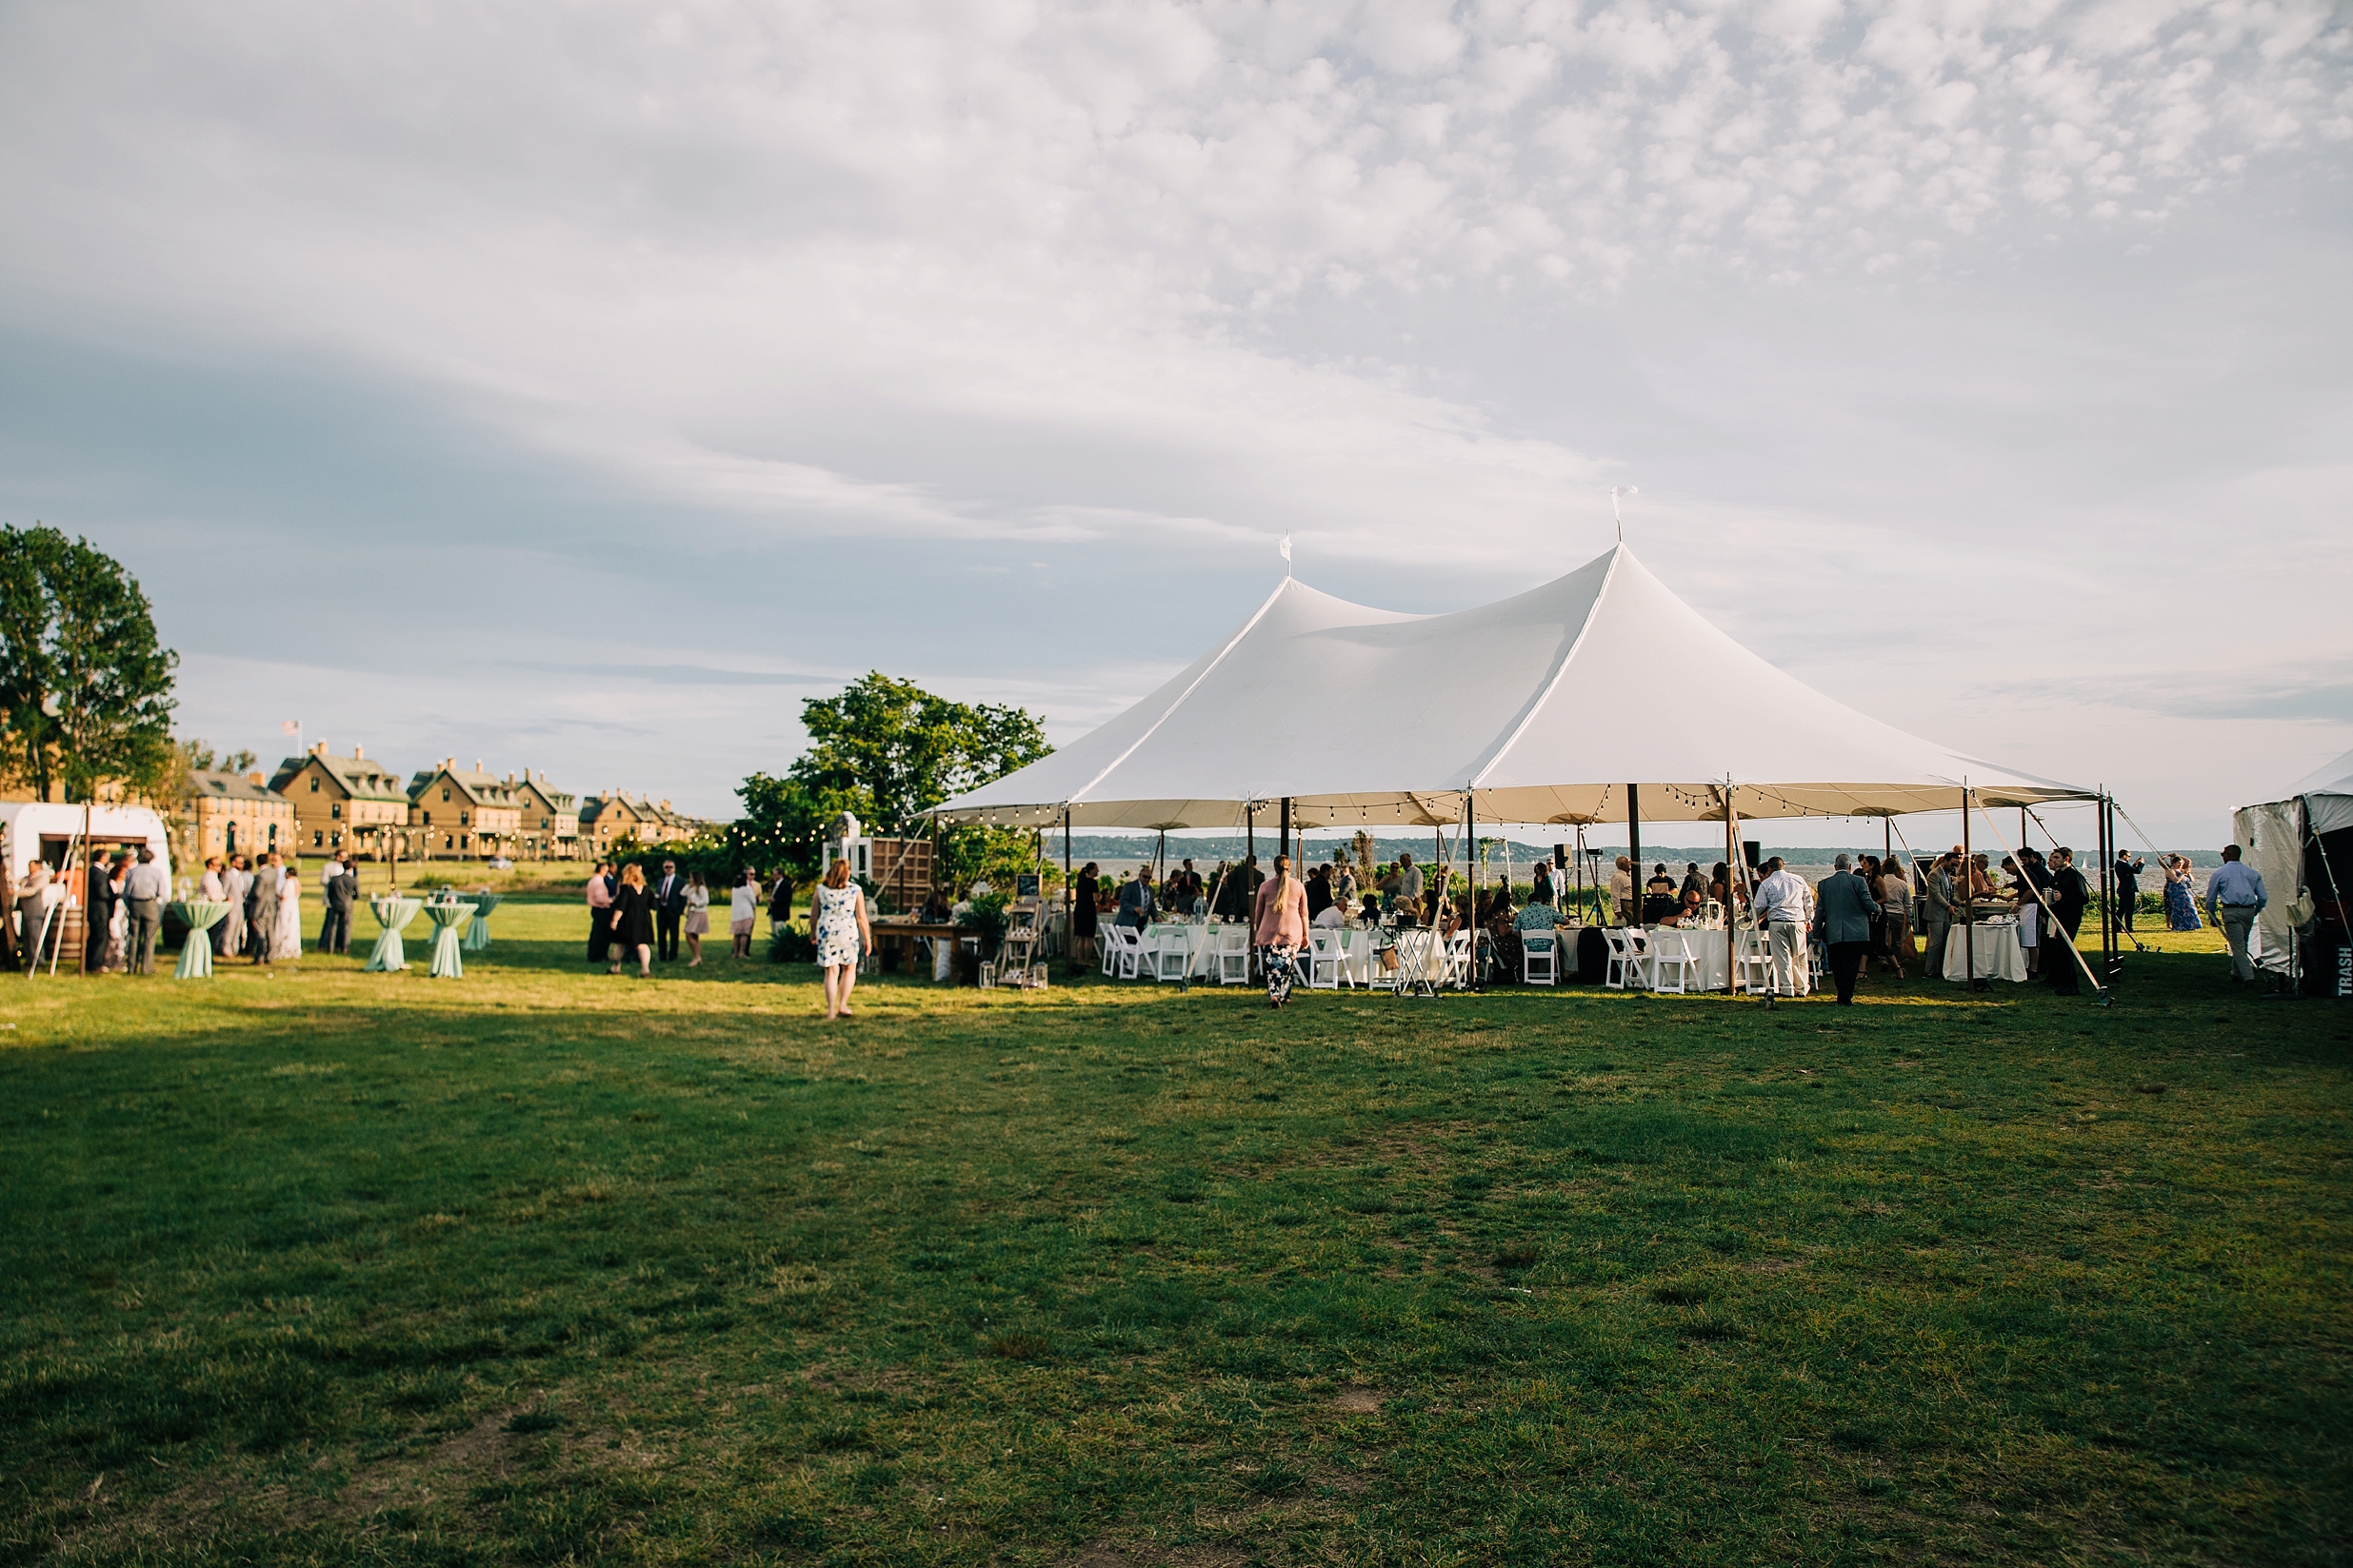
[169,900,233,979]
[366,897,424,973]
[421,901,470,979]
[1642,925,1732,991]
[1944,920,2026,982]
[463,892,503,951]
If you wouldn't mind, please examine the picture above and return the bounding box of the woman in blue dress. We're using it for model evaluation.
[2163,855,2203,931]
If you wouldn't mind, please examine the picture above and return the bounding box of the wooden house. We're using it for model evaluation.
[269,743,410,860]
[181,769,297,862]
[407,760,524,859]
[509,770,580,859]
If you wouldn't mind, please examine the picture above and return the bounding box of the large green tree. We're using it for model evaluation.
[0,526,178,802]
[734,672,1052,895]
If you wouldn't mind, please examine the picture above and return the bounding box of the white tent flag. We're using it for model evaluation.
[936,543,2092,830]
[1278,534,1291,573]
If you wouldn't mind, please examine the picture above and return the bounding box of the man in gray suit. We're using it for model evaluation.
[248,852,282,963]
[1814,853,1880,1005]
[124,847,169,975]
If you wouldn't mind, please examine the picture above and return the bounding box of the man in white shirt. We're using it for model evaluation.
[1752,856,1812,997]
[2204,844,2268,983]
[1398,853,1424,924]
[200,856,227,902]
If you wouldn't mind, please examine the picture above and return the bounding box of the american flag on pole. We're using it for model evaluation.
[283,720,301,736]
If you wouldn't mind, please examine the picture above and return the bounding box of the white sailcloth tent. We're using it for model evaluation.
[2231,744,2353,973]
[937,544,2092,829]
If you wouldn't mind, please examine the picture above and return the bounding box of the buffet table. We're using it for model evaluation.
[1944,920,2026,982]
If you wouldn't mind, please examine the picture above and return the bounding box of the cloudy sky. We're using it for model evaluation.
[1,0,2345,846]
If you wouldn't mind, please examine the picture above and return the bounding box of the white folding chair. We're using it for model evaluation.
[1522,931,1557,986]
[1604,927,1648,990]
[1107,926,1144,980]
[1306,930,1344,989]
[1442,929,1473,989]
[1100,927,1120,976]
[1212,925,1251,985]
[1647,930,1695,994]
[1733,928,1775,994]
[1153,927,1192,982]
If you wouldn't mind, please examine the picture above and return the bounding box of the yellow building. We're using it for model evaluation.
[578,792,701,854]
[269,743,410,859]
[510,771,581,860]
[407,760,523,859]
[180,769,297,862]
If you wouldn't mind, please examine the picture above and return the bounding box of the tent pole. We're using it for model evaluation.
[1280,798,1290,872]
[1963,783,1976,991]
[1725,777,1737,995]
[1466,788,1479,991]
[1062,806,1072,966]
[2097,791,2114,993]
[1626,784,1642,926]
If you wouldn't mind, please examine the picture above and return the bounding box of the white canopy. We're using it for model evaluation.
[2281,745,2353,837]
[940,544,2090,830]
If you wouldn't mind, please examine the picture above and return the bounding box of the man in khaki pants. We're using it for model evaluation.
[2204,844,2267,983]
[1751,857,1812,998]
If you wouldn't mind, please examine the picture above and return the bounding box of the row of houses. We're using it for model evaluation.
[180,742,706,863]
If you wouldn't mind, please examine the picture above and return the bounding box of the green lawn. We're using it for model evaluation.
[2,901,2345,1566]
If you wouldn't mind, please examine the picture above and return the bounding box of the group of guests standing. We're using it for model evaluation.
[192,850,361,964]
[583,858,713,977]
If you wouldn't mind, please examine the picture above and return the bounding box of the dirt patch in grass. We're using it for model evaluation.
[1328,1384,1387,1414]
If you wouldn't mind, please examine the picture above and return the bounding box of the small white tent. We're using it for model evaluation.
[938,544,2090,829]
[2231,744,2353,978]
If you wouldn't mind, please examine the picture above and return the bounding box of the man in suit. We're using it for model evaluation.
[320,851,357,955]
[87,850,126,972]
[217,855,249,957]
[1813,854,1879,1005]
[653,859,687,961]
[2111,849,2145,934]
[248,852,282,963]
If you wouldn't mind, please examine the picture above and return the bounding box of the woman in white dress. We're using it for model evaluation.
[271,868,304,962]
[683,872,710,967]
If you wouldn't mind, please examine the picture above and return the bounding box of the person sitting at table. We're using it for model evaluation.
[1311,896,1346,929]
[1679,863,1705,902]
[918,884,952,925]
[1657,886,1707,927]
[1608,855,1634,924]
[1305,862,1333,923]
[1165,859,1203,911]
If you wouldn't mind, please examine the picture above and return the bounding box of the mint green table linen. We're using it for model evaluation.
[463,892,503,951]
[169,901,233,979]
[422,901,469,979]
[366,897,424,972]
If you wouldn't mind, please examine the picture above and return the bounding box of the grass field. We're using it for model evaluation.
[3,899,2345,1566]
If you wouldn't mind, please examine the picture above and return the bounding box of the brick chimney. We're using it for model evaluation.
[311,740,328,755]
[353,744,364,759]
[249,770,265,786]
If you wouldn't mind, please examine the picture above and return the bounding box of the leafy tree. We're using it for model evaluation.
[790,672,1050,836]
[734,673,1053,896]
[0,526,178,802]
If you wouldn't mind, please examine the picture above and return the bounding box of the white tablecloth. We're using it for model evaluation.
[1944,922,2026,982]
[1642,926,1732,990]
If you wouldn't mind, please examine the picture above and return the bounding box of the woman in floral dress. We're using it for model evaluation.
[2163,856,2203,931]
[813,858,872,1020]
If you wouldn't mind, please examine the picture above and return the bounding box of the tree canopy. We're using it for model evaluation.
[0,526,178,803]
[734,672,1052,894]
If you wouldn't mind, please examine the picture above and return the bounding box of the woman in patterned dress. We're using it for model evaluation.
[2163,856,2203,931]
[813,858,872,1020]
[1252,853,1309,1008]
